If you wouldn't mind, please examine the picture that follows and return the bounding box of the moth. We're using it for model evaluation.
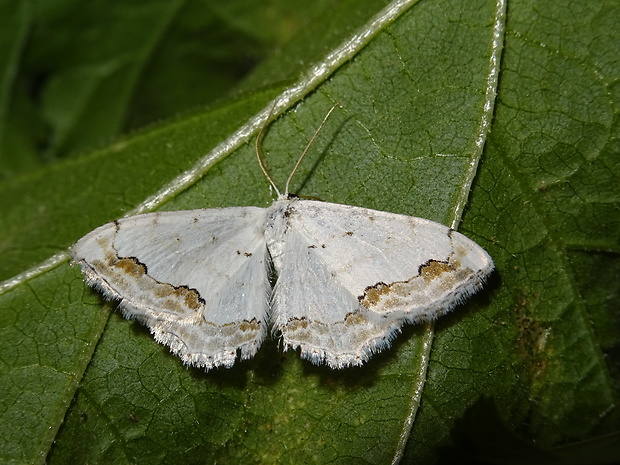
[72,104,493,370]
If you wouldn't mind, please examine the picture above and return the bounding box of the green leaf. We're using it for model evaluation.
[1,0,618,464]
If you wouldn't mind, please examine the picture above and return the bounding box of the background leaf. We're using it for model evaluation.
[0,0,618,464]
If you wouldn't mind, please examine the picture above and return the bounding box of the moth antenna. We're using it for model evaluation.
[284,103,340,197]
[256,100,282,198]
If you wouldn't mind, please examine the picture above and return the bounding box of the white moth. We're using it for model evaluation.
[72,104,494,370]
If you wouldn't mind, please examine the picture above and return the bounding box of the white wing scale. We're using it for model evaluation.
[266,200,494,368]
[72,198,493,370]
[72,207,269,370]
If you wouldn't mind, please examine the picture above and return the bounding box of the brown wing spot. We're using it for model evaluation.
[285,317,310,330]
[113,257,148,277]
[239,318,261,332]
[359,282,390,307]
[343,231,354,237]
[172,285,204,310]
[358,260,454,308]
[344,311,367,326]
[151,283,204,311]
[212,319,262,342]
[114,257,204,311]
[418,259,455,281]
